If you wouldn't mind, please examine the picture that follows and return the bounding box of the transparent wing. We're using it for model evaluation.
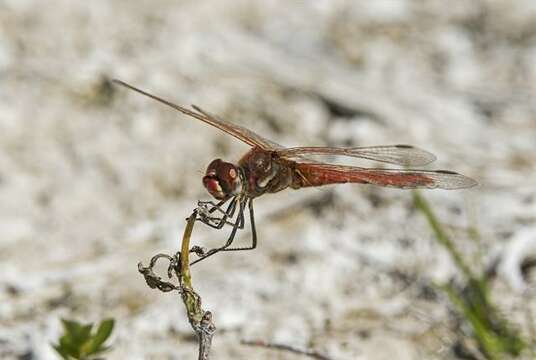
[294,162,477,190]
[279,145,436,166]
[191,105,283,150]
[113,79,282,150]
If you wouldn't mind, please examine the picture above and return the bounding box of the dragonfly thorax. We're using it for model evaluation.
[203,159,243,200]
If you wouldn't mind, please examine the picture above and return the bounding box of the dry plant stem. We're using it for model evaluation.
[137,209,215,360]
[179,211,216,360]
[241,339,334,360]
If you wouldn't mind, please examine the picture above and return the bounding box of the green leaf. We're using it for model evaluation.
[53,318,116,359]
[59,334,80,358]
[52,343,71,360]
[61,319,93,346]
[82,319,115,356]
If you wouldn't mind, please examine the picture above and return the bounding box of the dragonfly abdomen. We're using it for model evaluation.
[293,163,446,189]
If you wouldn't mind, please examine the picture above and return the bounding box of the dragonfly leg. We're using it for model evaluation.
[189,198,247,266]
[197,197,239,229]
[197,199,228,216]
[194,198,227,225]
[221,198,257,252]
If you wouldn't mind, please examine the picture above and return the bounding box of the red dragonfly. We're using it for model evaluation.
[113,80,477,264]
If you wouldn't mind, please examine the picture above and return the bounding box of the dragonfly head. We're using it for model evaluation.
[203,159,243,200]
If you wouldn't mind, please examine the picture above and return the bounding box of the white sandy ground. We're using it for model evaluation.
[1,1,535,359]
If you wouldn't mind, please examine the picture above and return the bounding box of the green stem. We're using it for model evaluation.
[179,211,203,323]
[412,191,474,280]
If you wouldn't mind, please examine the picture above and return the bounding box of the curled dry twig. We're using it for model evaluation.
[138,210,216,360]
[138,209,334,359]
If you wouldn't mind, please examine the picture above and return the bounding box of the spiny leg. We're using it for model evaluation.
[194,198,228,225]
[221,198,257,252]
[197,197,239,229]
[197,198,228,215]
[190,197,247,266]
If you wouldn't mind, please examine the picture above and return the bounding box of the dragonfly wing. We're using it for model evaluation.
[279,145,436,166]
[294,163,477,190]
[191,105,283,150]
[113,80,282,150]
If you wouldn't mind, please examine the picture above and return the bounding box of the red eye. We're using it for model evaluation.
[203,159,242,199]
[205,179,218,193]
[203,176,225,199]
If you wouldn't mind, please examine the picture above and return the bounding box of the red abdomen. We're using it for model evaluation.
[293,163,435,189]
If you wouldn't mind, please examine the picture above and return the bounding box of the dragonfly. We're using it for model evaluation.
[113,79,477,265]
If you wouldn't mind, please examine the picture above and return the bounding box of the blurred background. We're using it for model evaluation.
[1,0,535,359]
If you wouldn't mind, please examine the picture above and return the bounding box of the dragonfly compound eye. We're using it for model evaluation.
[203,159,243,199]
[203,175,225,199]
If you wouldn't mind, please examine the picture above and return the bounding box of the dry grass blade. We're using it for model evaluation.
[241,339,335,360]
